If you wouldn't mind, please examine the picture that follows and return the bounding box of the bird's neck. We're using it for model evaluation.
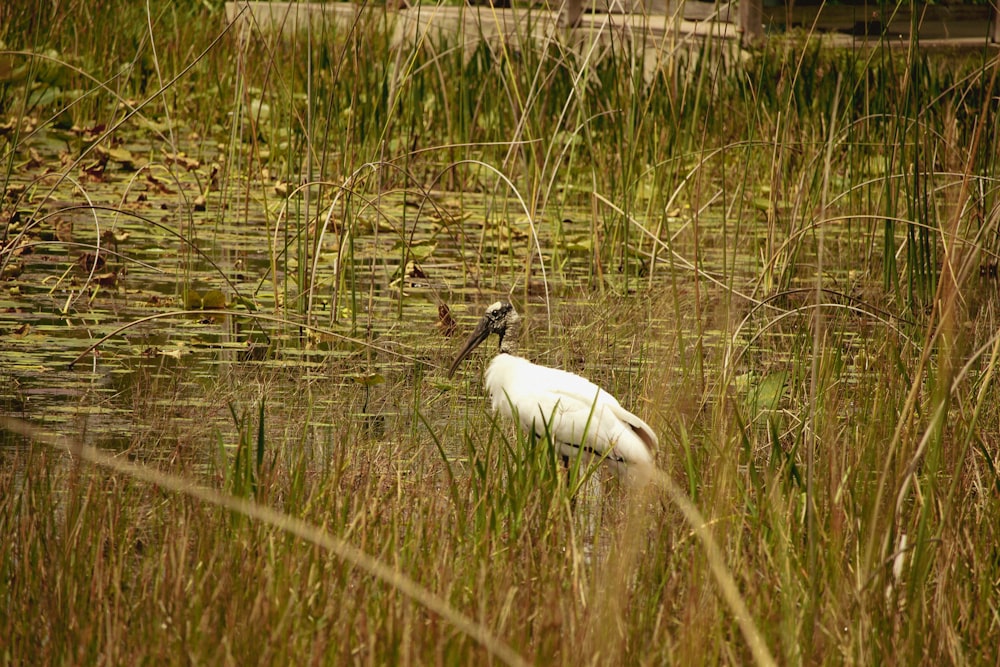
[498,317,520,356]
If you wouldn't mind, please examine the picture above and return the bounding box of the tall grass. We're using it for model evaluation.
[2,1,1000,665]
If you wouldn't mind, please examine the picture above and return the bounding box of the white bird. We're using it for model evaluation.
[448,301,657,476]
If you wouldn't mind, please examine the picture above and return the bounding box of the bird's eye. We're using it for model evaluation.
[485,302,510,323]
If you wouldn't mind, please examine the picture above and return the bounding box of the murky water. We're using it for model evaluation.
[1,121,889,465]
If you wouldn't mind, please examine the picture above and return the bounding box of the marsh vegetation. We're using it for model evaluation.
[1,1,999,664]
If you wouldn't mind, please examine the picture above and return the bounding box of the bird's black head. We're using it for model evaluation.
[483,301,516,335]
[447,301,521,377]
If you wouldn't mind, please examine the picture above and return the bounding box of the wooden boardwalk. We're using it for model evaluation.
[225,1,998,52]
[225,1,731,49]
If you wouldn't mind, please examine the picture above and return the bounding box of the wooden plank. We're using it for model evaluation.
[226,0,729,31]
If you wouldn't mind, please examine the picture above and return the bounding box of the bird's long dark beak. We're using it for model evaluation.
[447,317,491,378]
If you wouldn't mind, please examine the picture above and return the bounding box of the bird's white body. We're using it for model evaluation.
[484,353,657,475]
[448,301,657,477]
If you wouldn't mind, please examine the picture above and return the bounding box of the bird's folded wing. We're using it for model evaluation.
[494,359,657,462]
[542,388,657,462]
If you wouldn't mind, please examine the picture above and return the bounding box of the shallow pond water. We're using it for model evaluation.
[1,121,890,468]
